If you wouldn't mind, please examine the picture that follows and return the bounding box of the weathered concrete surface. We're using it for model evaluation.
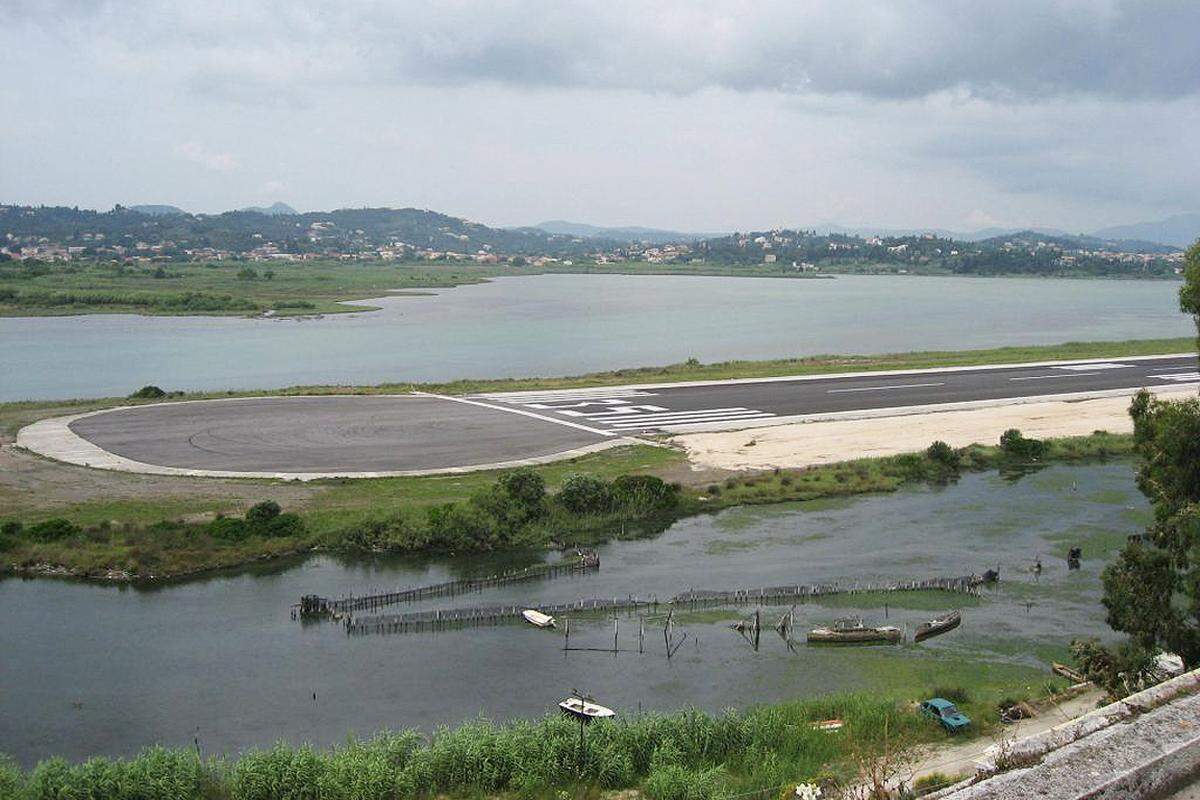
[932,669,1200,800]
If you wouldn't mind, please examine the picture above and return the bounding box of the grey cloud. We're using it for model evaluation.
[7,1,1198,101]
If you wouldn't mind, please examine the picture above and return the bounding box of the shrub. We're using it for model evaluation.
[27,518,80,542]
[926,440,960,469]
[128,385,167,399]
[557,474,614,515]
[999,428,1046,460]
[612,475,678,511]
[498,468,547,522]
[643,763,727,800]
[245,500,282,527]
[207,516,250,542]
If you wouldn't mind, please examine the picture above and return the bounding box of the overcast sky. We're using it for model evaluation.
[2,1,1198,232]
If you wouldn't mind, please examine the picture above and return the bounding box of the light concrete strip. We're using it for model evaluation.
[654,383,1200,434]
[419,392,617,437]
[16,408,638,480]
[474,353,1196,398]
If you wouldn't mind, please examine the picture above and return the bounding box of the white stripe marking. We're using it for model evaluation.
[1010,372,1103,381]
[611,416,775,431]
[1052,363,1131,371]
[827,382,944,394]
[607,411,776,428]
[585,407,755,422]
[418,393,617,437]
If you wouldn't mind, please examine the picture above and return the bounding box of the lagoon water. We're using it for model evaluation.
[0,274,1190,401]
[0,462,1147,765]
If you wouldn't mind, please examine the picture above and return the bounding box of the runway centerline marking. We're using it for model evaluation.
[1052,363,1132,371]
[420,393,618,437]
[827,382,944,394]
[1010,372,1103,381]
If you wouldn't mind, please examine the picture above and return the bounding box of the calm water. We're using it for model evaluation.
[0,274,1189,401]
[0,462,1148,765]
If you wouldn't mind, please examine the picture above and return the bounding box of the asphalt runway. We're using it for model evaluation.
[475,353,1200,432]
[49,353,1199,475]
[67,395,611,473]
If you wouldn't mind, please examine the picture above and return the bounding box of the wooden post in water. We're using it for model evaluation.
[639,617,645,654]
[613,616,619,654]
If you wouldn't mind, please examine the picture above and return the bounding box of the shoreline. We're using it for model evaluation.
[0,266,1184,319]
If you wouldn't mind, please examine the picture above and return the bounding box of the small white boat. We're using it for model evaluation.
[810,719,844,732]
[522,609,556,628]
[559,696,616,721]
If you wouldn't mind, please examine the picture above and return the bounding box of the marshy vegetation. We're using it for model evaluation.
[0,691,1006,799]
[0,429,1133,581]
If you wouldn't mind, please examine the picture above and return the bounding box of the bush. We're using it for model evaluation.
[245,500,281,527]
[27,518,80,542]
[128,385,167,399]
[999,428,1046,460]
[611,475,679,512]
[643,763,727,800]
[557,474,614,515]
[926,440,960,469]
[497,468,547,522]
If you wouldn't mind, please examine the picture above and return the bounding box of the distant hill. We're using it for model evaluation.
[238,202,299,216]
[533,219,724,244]
[977,229,1180,254]
[1091,213,1200,249]
[814,223,1071,242]
[129,204,187,216]
[0,204,610,256]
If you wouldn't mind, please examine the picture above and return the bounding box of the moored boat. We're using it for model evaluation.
[807,616,902,645]
[522,609,556,628]
[914,610,962,642]
[559,695,616,722]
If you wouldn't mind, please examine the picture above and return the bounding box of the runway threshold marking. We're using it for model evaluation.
[826,382,945,394]
[421,393,618,437]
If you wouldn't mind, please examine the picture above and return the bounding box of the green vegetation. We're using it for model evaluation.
[0,660,1054,800]
[0,429,1134,581]
[0,259,507,316]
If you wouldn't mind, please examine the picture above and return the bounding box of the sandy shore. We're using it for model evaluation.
[672,388,1197,472]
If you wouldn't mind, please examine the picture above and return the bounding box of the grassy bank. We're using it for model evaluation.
[0,430,1134,582]
[1,337,1190,436]
[0,658,1065,799]
[0,260,509,317]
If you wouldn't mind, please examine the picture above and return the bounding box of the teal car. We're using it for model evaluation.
[920,698,971,733]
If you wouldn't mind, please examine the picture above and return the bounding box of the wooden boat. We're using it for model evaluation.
[810,719,844,732]
[914,610,962,642]
[559,696,615,722]
[521,609,555,628]
[807,617,902,645]
[1052,662,1085,683]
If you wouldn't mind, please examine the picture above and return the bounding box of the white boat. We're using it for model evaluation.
[522,609,556,628]
[559,696,616,721]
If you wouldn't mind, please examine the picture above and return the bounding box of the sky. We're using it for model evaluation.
[2,1,1198,233]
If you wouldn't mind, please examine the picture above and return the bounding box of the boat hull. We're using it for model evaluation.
[807,626,902,645]
[914,611,962,642]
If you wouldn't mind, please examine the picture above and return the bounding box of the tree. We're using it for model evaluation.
[1095,237,1200,674]
[1182,240,1200,351]
[557,474,613,515]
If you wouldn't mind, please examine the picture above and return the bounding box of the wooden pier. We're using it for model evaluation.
[297,549,599,617]
[343,573,986,636]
